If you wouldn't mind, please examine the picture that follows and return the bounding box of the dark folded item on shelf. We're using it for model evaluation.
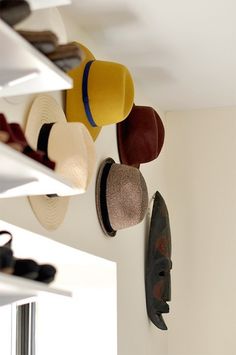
[0,231,14,274]
[0,113,10,143]
[13,260,57,284]
[17,30,58,54]
[0,247,14,274]
[10,123,56,170]
[36,264,57,284]
[13,258,40,280]
[0,230,57,284]
[0,0,31,26]
[0,113,23,151]
[47,43,82,72]
[0,115,56,169]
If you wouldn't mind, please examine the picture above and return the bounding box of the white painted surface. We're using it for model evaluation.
[28,0,71,10]
[0,305,12,355]
[0,220,117,355]
[158,108,236,355]
[62,0,236,111]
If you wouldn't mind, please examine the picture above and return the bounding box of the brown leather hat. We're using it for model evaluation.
[117,105,165,168]
[96,158,148,237]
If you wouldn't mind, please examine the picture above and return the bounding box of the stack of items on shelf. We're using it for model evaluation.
[0,113,55,169]
[0,231,56,284]
[0,0,31,26]
[0,0,82,73]
[17,30,82,72]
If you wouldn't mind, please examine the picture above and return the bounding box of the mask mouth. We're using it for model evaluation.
[153,312,168,331]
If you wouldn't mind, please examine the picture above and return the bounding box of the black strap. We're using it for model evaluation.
[37,123,55,157]
[100,163,115,235]
[0,230,12,248]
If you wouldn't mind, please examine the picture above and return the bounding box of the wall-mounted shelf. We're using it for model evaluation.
[28,0,71,10]
[0,19,72,98]
[0,272,71,307]
[0,142,82,197]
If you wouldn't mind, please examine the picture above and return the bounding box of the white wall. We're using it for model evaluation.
[158,108,236,355]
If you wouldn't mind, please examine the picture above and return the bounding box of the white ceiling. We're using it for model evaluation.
[67,0,236,112]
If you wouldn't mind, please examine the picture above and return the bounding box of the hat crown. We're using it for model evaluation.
[88,60,134,126]
[48,122,96,190]
[117,106,165,166]
[106,163,148,231]
[66,42,134,140]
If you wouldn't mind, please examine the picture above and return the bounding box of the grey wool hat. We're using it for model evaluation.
[96,158,148,237]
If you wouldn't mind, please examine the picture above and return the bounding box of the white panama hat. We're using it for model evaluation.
[25,94,96,230]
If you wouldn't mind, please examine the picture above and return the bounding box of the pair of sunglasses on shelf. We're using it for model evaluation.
[0,231,56,284]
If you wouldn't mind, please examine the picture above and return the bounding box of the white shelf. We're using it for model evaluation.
[0,272,71,306]
[28,0,71,10]
[0,19,72,97]
[0,142,82,197]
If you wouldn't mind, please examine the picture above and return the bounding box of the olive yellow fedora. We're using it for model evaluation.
[66,42,134,140]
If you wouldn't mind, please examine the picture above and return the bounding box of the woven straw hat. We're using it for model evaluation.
[25,94,96,230]
[96,158,148,237]
[117,105,165,168]
[66,42,134,141]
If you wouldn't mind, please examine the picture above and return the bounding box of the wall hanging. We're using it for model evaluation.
[145,191,172,330]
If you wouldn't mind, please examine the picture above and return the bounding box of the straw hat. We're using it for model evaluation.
[66,42,134,141]
[117,105,165,168]
[145,191,172,330]
[25,94,96,230]
[96,158,148,237]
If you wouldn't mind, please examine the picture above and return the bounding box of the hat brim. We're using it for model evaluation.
[117,110,164,169]
[95,158,117,237]
[28,195,69,231]
[25,94,69,231]
[67,43,102,141]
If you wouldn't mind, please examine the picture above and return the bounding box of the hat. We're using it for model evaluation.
[117,105,165,168]
[96,158,148,237]
[25,94,96,230]
[145,191,172,330]
[66,42,135,141]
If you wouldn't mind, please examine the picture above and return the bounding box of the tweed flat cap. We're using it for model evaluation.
[96,158,148,237]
